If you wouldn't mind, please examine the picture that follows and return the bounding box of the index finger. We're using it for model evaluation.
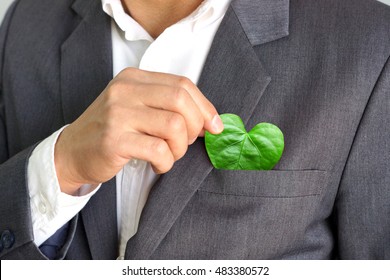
[121,68,224,134]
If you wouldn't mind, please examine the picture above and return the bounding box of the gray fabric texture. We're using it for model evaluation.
[0,0,389,259]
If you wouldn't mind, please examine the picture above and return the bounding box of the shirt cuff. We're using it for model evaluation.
[27,126,101,246]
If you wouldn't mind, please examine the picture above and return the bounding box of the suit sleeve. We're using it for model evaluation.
[334,56,390,259]
[0,0,16,163]
[0,0,45,259]
[0,2,79,259]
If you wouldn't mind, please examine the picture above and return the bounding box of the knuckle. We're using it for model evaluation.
[106,81,125,100]
[108,78,137,97]
[166,113,186,133]
[120,67,138,77]
[105,82,138,107]
[150,139,169,158]
[177,76,193,89]
[171,87,188,108]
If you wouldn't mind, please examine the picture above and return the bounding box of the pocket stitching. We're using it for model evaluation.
[198,189,321,198]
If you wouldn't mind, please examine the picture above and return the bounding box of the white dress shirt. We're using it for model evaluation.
[27,0,231,259]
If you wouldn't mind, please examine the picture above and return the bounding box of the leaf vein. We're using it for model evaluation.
[236,135,247,169]
[247,135,263,158]
[221,138,245,150]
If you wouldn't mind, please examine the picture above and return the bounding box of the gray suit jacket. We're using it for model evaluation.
[0,0,389,259]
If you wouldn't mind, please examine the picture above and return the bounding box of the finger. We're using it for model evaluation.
[173,77,224,135]
[119,68,224,134]
[126,107,189,160]
[117,132,175,174]
[131,83,204,142]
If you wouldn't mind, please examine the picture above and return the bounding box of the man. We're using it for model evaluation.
[0,0,389,259]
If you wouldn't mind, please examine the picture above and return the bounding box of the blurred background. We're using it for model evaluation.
[1,0,390,23]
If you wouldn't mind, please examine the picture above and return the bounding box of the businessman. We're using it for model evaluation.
[0,0,389,259]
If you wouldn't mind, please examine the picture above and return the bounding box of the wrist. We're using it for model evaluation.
[54,127,83,195]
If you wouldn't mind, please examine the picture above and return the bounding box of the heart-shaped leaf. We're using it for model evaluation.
[205,114,284,170]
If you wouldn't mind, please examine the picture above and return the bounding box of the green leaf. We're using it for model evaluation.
[205,114,284,170]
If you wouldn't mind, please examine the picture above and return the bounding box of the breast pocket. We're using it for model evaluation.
[198,169,327,198]
[184,169,330,258]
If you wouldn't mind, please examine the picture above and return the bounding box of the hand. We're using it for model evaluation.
[54,68,223,195]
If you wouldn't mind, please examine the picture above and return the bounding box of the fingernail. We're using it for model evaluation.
[211,115,224,133]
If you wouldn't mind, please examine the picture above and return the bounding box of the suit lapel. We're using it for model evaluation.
[125,1,289,259]
[80,178,118,259]
[61,0,117,259]
[61,0,113,123]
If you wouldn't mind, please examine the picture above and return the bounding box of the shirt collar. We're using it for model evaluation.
[101,0,231,42]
